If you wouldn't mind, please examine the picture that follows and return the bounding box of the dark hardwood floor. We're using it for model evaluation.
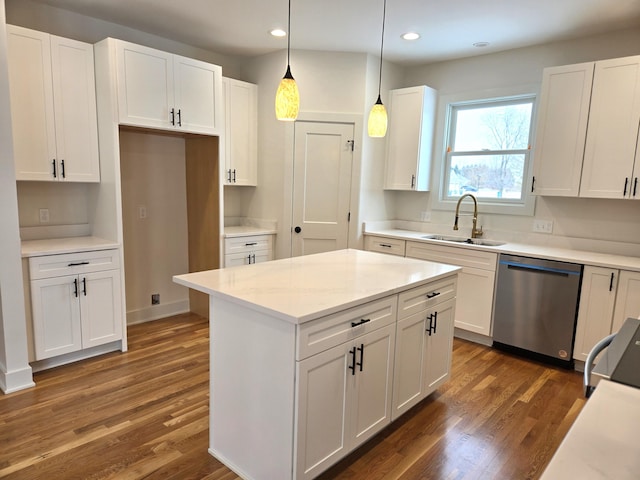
[0,313,585,479]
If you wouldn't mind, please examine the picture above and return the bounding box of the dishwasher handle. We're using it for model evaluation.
[501,261,579,277]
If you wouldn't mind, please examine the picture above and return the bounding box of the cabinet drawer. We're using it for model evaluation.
[397,277,457,320]
[224,234,273,255]
[406,241,497,271]
[29,249,120,280]
[297,296,397,360]
[364,235,406,256]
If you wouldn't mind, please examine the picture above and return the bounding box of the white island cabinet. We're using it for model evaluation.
[173,249,459,480]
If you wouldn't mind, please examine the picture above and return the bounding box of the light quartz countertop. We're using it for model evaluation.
[223,225,277,237]
[541,379,640,479]
[173,248,460,324]
[21,236,119,258]
[365,228,640,272]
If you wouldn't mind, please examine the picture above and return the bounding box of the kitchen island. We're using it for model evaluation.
[173,249,460,480]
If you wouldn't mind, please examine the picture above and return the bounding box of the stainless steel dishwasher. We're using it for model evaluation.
[492,254,583,367]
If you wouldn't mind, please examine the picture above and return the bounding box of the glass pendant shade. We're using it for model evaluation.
[368,95,388,137]
[275,65,299,121]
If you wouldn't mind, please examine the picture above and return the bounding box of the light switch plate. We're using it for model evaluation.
[39,208,50,223]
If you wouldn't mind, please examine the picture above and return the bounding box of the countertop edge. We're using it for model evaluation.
[365,229,640,272]
[21,236,121,258]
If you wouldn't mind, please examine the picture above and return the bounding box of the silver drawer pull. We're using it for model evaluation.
[67,261,90,267]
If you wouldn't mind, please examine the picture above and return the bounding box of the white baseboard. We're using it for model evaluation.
[454,328,493,346]
[127,300,190,325]
[0,364,35,394]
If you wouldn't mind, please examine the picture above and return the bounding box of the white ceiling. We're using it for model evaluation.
[30,0,640,65]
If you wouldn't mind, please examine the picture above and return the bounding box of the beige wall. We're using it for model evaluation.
[119,130,189,323]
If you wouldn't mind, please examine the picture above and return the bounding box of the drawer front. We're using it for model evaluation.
[29,249,120,280]
[397,277,457,320]
[406,241,497,271]
[364,235,406,256]
[297,296,397,360]
[225,234,273,255]
[224,249,273,267]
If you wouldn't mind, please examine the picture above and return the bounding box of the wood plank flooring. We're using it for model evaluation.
[0,313,585,479]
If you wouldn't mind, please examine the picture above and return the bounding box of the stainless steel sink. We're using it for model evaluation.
[420,234,505,247]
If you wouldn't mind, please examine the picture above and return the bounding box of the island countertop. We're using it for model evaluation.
[173,248,460,324]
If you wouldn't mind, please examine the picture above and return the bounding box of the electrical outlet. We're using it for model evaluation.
[39,208,50,223]
[420,211,431,222]
[532,219,553,234]
[138,205,147,219]
[151,293,160,305]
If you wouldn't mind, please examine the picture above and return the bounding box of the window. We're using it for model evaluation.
[439,95,536,214]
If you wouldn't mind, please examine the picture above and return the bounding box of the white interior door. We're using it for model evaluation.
[292,121,354,257]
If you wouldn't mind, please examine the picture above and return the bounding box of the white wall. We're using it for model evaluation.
[242,49,403,258]
[393,27,640,253]
[0,0,33,394]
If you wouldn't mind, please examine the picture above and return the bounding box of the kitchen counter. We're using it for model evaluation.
[174,248,460,324]
[365,227,640,272]
[21,236,120,257]
[223,225,276,237]
[540,379,640,479]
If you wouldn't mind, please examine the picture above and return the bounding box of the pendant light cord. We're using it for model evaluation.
[287,0,292,65]
[377,0,386,97]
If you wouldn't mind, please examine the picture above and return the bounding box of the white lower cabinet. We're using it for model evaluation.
[295,324,395,479]
[392,278,456,420]
[224,234,274,267]
[363,234,406,256]
[29,249,123,361]
[574,266,640,361]
[405,241,496,336]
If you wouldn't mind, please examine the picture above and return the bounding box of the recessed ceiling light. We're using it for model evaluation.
[270,28,287,37]
[473,41,490,48]
[402,32,420,41]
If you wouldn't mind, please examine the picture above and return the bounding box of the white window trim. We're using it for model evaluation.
[431,84,540,216]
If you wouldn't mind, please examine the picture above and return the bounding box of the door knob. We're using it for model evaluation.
[294,226,302,233]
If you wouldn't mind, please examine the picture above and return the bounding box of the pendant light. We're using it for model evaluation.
[275,0,300,121]
[368,0,388,137]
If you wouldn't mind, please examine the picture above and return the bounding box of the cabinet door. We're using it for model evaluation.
[611,270,640,333]
[392,311,427,420]
[384,86,436,191]
[453,267,495,336]
[580,56,640,199]
[31,275,82,360]
[223,78,258,185]
[116,41,174,129]
[50,35,100,182]
[574,266,617,361]
[79,270,123,348]
[175,55,222,135]
[424,298,455,396]
[350,324,395,449]
[6,25,57,181]
[532,62,594,197]
[295,343,351,480]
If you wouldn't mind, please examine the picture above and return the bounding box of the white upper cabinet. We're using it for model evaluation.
[532,63,594,196]
[7,25,100,182]
[384,85,437,191]
[533,55,640,199]
[580,56,640,199]
[222,77,258,185]
[114,40,222,135]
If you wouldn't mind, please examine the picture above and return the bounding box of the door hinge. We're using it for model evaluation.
[348,212,351,222]
[347,140,355,151]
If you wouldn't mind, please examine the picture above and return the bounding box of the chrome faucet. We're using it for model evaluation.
[453,193,483,238]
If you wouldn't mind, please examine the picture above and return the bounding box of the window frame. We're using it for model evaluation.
[431,86,540,216]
